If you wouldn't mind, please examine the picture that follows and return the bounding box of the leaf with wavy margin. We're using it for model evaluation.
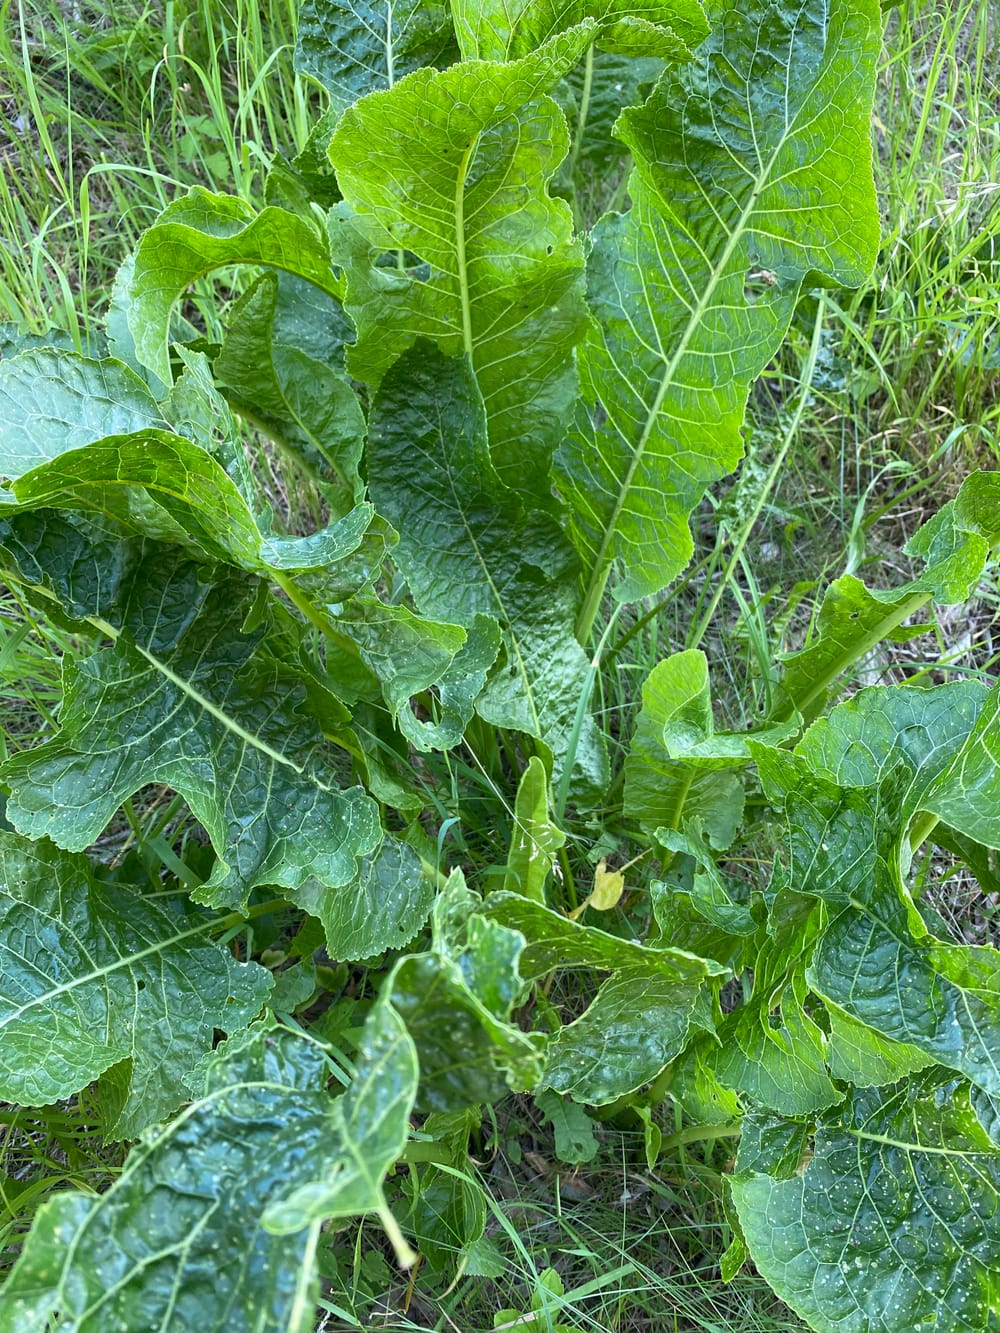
[733,1073,1000,1333]
[556,0,880,628]
[0,833,269,1137]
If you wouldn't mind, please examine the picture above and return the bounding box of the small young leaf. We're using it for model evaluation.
[623,652,744,850]
[504,756,566,904]
[389,872,545,1110]
[536,1088,599,1164]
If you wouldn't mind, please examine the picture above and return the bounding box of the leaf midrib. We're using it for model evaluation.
[575,49,830,638]
[0,901,219,1026]
[440,447,544,742]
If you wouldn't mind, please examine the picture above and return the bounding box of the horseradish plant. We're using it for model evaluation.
[0,1,998,1329]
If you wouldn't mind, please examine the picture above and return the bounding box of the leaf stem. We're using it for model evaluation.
[658,1121,742,1153]
[566,43,595,231]
[378,1203,417,1269]
[554,602,622,820]
[208,899,291,936]
[786,588,933,719]
[574,558,612,647]
[908,809,940,854]
[687,300,826,652]
[557,843,578,912]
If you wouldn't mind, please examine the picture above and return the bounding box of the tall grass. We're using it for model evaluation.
[0,0,314,340]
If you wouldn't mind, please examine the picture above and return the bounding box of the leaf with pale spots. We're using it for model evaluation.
[0,1009,417,1332]
[733,1073,1000,1333]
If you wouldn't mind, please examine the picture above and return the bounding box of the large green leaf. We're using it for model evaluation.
[0,1009,417,1332]
[755,686,1000,1097]
[0,833,269,1137]
[732,1074,1000,1333]
[553,50,663,222]
[260,999,418,1236]
[325,593,465,707]
[389,872,545,1110]
[809,894,1000,1098]
[295,0,454,110]
[214,271,365,500]
[540,962,712,1104]
[450,0,708,61]
[329,27,594,495]
[367,344,607,796]
[0,563,382,926]
[4,422,380,581]
[824,1005,933,1087]
[924,684,1000,850]
[483,889,722,981]
[294,835,436,962]
[483,890,721,1102]
[794,680,987,818]
[128,189,341,384]
[0,349,166,477]
[556,0,881,626]
[709,954,841,1116]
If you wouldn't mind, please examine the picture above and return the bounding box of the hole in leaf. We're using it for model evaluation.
[744,267,778,301]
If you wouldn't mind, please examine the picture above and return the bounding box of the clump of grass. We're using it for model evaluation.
[317,1123,806,1333]
[0,0,315,339]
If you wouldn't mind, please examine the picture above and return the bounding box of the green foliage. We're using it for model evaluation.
[0,1,998,1331]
